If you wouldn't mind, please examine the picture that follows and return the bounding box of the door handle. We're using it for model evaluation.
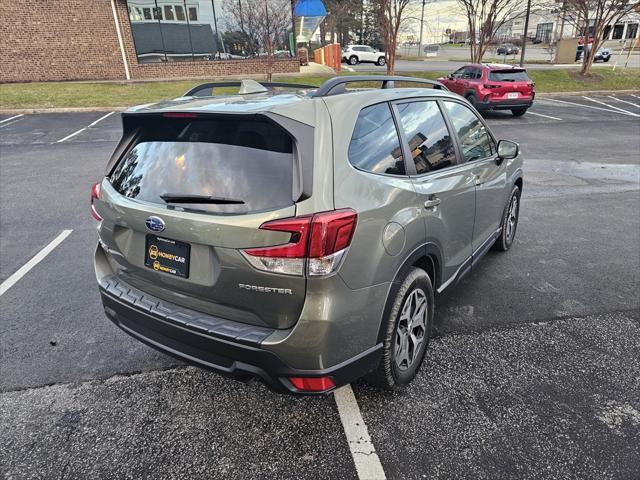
[424,197,441,209]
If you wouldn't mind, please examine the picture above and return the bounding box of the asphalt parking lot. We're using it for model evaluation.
[1,93,639,479]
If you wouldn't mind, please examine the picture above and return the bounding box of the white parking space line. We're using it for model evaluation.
[607,95,640,108]
[0,230,73,296]
[54,111,115,143]
[334,385,386,480]
[88,111,115,127]
[526,111,562,121]
[582,96,640,117]
[542,97,639,117]
[630,94,640,100]
[0,114,24,126]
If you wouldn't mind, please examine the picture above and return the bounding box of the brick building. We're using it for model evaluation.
[1,0,299,83]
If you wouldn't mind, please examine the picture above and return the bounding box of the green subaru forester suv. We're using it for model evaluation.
[92,77,523,394]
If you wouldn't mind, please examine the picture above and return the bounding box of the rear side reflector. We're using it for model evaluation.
[90,182,102,221]
[288,376,336,392]
[241,209,357,277]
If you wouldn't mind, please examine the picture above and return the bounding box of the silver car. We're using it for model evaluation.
[92,76,523,394]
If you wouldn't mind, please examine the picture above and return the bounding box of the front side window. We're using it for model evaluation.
[460,67,475,79]
[349,103,405,175]
[443,101,495,162]
[451,67,464,78]
[396,101,457,174]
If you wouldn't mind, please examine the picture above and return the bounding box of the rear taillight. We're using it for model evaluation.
[241,209,357,277]
[90,182,102,221]
[288,376,336,392]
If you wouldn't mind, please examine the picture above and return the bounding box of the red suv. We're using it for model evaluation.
[439,64,535,117]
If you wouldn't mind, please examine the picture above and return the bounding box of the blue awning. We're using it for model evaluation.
[294,0,327,17]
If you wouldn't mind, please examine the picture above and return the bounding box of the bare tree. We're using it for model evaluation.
[456,0,525,63]
[375,0,412,74]
[562,0,639,75]
[223,0,292,80]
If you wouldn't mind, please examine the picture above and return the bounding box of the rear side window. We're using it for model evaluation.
[443,101,495,162]
[348,103,405,175]
[396,101,457,174]
[110,116,294,214]
[489,70,530,82]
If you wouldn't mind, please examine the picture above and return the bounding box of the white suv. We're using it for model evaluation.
[342,45,386,66]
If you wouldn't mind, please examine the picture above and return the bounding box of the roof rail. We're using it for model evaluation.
[311,75,449,97]
[184,81,317,97]
[312,76,448,97]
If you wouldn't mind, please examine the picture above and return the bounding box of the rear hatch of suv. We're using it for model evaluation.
[485,68,534,102]
[96,112,309,329]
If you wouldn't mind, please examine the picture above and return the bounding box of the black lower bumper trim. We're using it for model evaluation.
[100,287,382,395]
[478,99,533,111]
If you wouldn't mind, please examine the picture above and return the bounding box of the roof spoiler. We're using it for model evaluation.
[184,80,316,97]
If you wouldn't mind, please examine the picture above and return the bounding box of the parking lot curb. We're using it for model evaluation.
[0,107,127,114]
[537,89,640,97]
[1,90,638,114]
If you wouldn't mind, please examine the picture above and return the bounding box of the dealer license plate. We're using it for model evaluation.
[144,235,190,278]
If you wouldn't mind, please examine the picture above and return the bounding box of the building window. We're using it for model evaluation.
[626,23,638,39]
[127,0,293,64]
[535,22,553,43]
[612,23,625,39]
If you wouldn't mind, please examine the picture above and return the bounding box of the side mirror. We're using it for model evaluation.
[497,140,519,160]
[447,74,453,80]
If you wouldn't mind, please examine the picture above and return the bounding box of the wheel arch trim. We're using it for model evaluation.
[375,243,443,344]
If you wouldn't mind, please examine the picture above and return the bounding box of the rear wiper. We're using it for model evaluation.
[160,193,245,205]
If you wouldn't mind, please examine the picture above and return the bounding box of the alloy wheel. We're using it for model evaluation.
[394,288,428,371]
[506,195,519,243]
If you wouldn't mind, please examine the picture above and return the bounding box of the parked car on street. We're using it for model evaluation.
[496,43,520,55]
[575,45,612,62]
[341,45,386,66]
[439,64,535,116]
[92,76,523,394]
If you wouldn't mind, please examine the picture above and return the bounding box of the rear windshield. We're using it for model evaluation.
[488,70,530,82]
[110,116,294,214]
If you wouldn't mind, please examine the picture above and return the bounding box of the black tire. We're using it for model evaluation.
[465,93,477,108]
[511,108,527,117]
[377,56,386,66]
[493,184,521,252]
[365,267,434,390]
[349,55,359,65]
[603,57,610,62]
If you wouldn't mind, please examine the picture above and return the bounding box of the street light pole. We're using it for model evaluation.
[418,0,426,57]
[519,0,532,67]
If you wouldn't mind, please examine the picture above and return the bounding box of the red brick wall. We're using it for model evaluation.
[1,0,126,82]
[1,0,299,83]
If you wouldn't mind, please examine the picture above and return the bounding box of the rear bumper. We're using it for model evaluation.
[99,275,382,395]
[477,98,534,111]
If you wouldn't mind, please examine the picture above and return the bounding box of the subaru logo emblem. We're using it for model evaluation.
[145,216,165,233]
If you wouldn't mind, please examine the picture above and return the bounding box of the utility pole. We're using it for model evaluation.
[519,0,532,67]
[418,0,426,57]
